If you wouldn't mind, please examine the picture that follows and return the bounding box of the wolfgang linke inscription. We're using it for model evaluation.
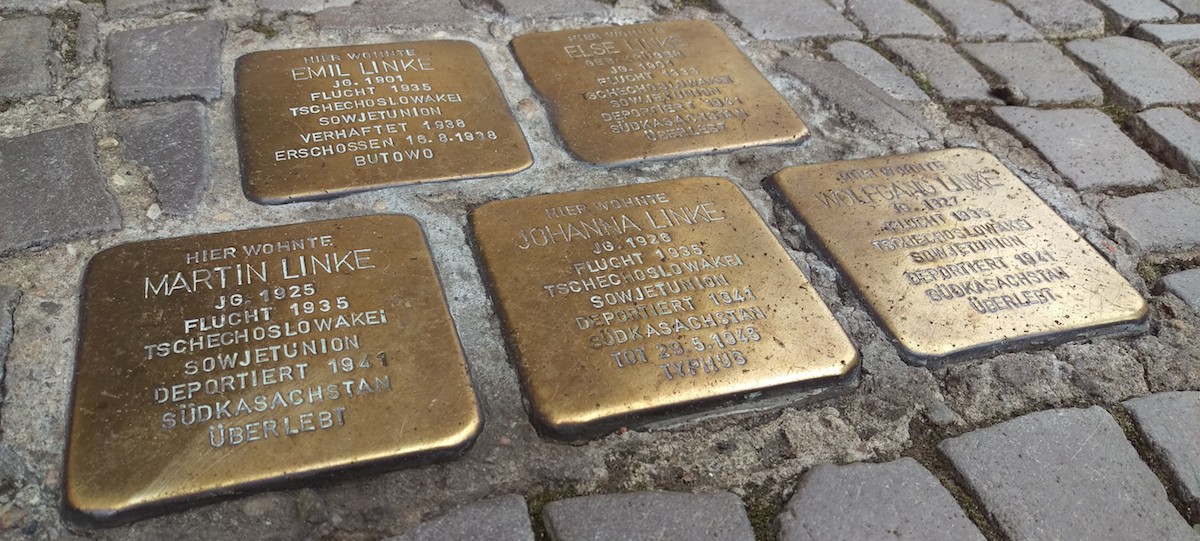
[767,148,1148,366]
[471,177,857,440]
[511,21,808,165]
[236,41,532,203]
[65,216,480,525]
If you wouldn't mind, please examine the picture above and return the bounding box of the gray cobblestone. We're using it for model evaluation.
[963,42,1103,105]
[1068,36,1200,110]
[777,457,984,541]
[108,21,226,107]
[1133,23,1200,47]
[114,102,212,216]
[74,4,101,63]
[846,0,945,39]
[1103,188,1200,255]
[1129,108,1200,178]
[0,18,53,100]
[257,0,355,13]
[1163,269,1200,313]
[315,0,473,29]
[0,125,121,256]
[494,0,607,17]
[0,0,64,12]
[106,0,215,18]
[1090,0,1178,32]
[543,491,754,541]
[1004,0,1105,39]
[827,41,928,102]
[717,0,862,40]
[1124,391,1200,521]
[940,406,1196,541]
[916,0,1041,41]
[388,495,533,541]
[0,286,19,404]
[993,107,1161,190]
[881,38,999,103]
[779,57,936,143]
[1164,0,1200,18]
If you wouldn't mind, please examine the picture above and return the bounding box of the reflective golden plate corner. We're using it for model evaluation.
[470,177,856,441]
[236,41,532,204]
[65,215,480,525]
[510,20,808,166]
[767,148,1148,367]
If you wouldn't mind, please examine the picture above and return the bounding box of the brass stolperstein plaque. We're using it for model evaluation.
[471,177,858,440]
[510,21,808,166]
[65,216,480,525]
[767,148,1148,366]
[236,41,532,203]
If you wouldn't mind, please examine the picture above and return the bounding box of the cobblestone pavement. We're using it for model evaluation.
[2,0,1200,539]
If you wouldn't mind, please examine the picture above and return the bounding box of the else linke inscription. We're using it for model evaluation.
[511,21,808,165]
[65,216,480,525]
[236,41,532,203]
[767,148,1148,366]
[471,177,857,440]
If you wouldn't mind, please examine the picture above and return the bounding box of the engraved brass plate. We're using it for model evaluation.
[65,215,480,525]
[510,21,808,166]
[236,41,532,204]
[471,177,857,440]
[767,148,1148,366]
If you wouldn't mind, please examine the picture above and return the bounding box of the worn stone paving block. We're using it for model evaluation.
[315,0,472,29]
[0,286,20,402]
[962,42,1103,105]
[493,0,607,17]
[846,0,945,39]
[258,0,354,13]
[777,457,985,541]
[916,0,1041,41]
[779,57,935,141]
[1103,188,1200,254]
[0,0,64,11]
[716,0,862,40]
[389,495,533,541]
[1133,24,1200,47]
[827,41,929,102]
[0,18,53,100]
[75,5,100,63]
[1163,269,1200,312]
[1068,37,1200,110]
[0,125,121,256]
[114,102,211,216]
[881,38,999,103]
[106,0,214,18]
[1165,0,1200,17]
[1129,108,1200,178]
[994,107,1162,191]
[108,21,225,107]
[940,406,1196,541]
[1004,0,1105,39]
[1091,0,1178,32]
[543,491,754,541]
[1125,391,1200,521]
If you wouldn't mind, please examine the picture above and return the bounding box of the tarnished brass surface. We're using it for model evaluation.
[236,41,532,204]
[65,215,480,525]
[768,148,1148,365]
[471,177,857,440]
[510,21,808,166]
